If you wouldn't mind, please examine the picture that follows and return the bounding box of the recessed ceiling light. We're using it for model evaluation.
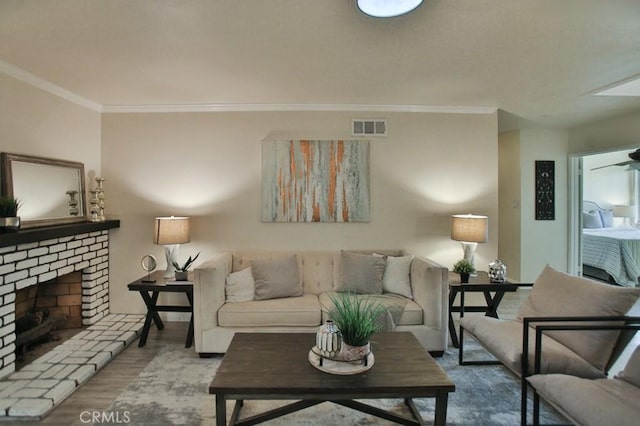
[593,75,640,96]
[357,0,424,18]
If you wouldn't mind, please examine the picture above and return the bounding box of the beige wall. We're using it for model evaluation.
[498,131,521,280]
[102,111,499,313]
[0,73,101,176]
[569,110,640,155]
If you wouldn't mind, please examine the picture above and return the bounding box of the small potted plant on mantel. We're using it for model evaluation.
[453,259,476,283]
[172,252,200,281]
[0,196,21,232]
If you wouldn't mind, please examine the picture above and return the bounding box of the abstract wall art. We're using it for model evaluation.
[535,160,555,220]
[262,140,370,222]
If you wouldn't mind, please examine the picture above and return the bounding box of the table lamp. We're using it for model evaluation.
[451,214,488,267]
[153,216,190,278]
[613,205,634,226]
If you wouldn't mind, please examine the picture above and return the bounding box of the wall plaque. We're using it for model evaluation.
[535,160,555,220]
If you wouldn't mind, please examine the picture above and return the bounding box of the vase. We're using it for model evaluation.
[174,271,189,281]
[0,217,20,232]
[315,320,341,358]
[460,273,470,283]
[338,341,371,362]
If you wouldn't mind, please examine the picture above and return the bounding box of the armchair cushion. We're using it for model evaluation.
[517,265,640,370]
[616,345,640,388]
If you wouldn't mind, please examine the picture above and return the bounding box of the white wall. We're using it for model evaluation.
[498,131,521,280]
[0,73,101,177]
[102,111,499,313]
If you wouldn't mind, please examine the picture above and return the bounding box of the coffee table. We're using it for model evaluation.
[209,332,455,425]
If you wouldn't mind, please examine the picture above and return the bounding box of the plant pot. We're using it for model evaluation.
[460,273,470,283]
[0,216,20,232]
[174,271,189,281]
[338,341,371,362]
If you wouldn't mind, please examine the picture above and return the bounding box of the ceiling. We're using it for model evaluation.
[2,0,640,131]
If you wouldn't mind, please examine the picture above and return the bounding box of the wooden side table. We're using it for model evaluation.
[127,270,194,348]
[448,271,533,348]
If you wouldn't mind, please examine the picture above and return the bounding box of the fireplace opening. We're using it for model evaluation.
[14,271,84,370]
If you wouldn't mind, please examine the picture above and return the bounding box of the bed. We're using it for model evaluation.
[582,202,640,287]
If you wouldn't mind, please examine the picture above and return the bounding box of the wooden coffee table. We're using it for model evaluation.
[209,332,455,425]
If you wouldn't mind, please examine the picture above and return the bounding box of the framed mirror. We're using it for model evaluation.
[1,153,87,228]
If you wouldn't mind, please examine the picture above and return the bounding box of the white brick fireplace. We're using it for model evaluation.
[0,222,119,379]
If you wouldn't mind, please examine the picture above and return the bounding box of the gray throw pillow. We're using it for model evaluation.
[252,255,302,300]
[337,251,386,294]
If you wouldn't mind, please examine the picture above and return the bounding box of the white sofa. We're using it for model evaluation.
[192,250,449,355]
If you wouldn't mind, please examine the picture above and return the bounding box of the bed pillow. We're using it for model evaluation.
[252,255,302,300]
[518,265,640,371]
[583,210,603,228]
[374,253,414,299]
[337,251,386,294]
[599,209,614,227]
[225,267,255,302]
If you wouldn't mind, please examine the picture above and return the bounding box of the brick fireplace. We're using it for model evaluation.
[0,221,119,379]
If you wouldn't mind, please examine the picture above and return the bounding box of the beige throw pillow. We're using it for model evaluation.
[252,255,302,300]
[225,267,255,302]
[337,251,386,294]
[518,265,640,371]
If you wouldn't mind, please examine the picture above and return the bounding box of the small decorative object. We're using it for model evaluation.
[0,196,21,232]
[488,259,507,283]
[172,252,200,281]
[66,190,79,216]
[89,189,100,222]
[453,259,476,283]
[95,177,106,221]
[141,254,158,283]
[315,320,341,358]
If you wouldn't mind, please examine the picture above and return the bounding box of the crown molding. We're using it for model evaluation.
[0,59,102,112]
[101,103,496,114]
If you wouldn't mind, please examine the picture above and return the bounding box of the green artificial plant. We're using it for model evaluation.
[452,259,476,275]
[328,292,386,347]
[172,252,200,272]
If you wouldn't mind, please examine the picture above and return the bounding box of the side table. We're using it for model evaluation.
[448,271,533,349]
[127,270,194,348]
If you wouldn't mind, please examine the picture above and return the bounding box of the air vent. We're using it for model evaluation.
[352,119,387,136]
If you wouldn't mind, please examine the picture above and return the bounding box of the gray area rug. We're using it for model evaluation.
[103,341,564,425]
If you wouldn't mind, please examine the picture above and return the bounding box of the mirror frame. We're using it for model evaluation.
[1,153,88,228]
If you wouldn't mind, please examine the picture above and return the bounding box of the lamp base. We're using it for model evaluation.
[460,242,478,276]
[163,244,180,278]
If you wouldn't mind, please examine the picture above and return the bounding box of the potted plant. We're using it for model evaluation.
[172,252,200,281]
[453,259,476,283]
[328,292,386,361]
[0,196,21,232]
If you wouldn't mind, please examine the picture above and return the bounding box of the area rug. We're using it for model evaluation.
[103,341,565,425]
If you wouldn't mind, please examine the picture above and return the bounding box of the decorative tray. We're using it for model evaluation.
[308,348,374,375]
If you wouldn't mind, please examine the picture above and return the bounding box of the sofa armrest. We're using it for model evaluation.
[193,252,232,343]
[410,255,448,331]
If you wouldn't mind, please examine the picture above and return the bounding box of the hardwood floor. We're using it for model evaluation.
[4,321,190,426]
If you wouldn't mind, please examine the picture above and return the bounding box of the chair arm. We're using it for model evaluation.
[410,255,448,330]
[192,252,232,336]
[521,316,640,376]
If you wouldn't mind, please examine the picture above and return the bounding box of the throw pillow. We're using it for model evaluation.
[518,265,640,371]
[616,345,640,388]
[583,210,603,228]
[252,255,302,301]
[225,267,255,303]
[374,253,414,299]
[337,251,386,294]
[599,209,614,227]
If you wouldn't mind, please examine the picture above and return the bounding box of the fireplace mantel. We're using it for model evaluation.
[0,220,120,248]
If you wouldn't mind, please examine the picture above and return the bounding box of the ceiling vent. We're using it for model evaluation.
[352,119,387,136]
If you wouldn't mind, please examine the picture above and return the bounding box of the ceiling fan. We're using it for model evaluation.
[590,148,640,171]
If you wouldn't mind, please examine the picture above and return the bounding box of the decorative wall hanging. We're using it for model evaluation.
[535,160,555,220]
[262,140,370,222]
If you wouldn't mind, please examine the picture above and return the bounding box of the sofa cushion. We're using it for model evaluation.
[616,344,640,388]
[378,254,414,299]
[460,316,604,378]
[517,265,640,371]
[218,293,321,327]
[225,267,255,302]
[252,255,302,301]
[337,251,386,294]
[319,291,422,326]
[527,374,640,426]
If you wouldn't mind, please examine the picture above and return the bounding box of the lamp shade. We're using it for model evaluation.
[613,205,635,218]
[153,216,190,245]
[357,0,423,18]
[451,214,488,243]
